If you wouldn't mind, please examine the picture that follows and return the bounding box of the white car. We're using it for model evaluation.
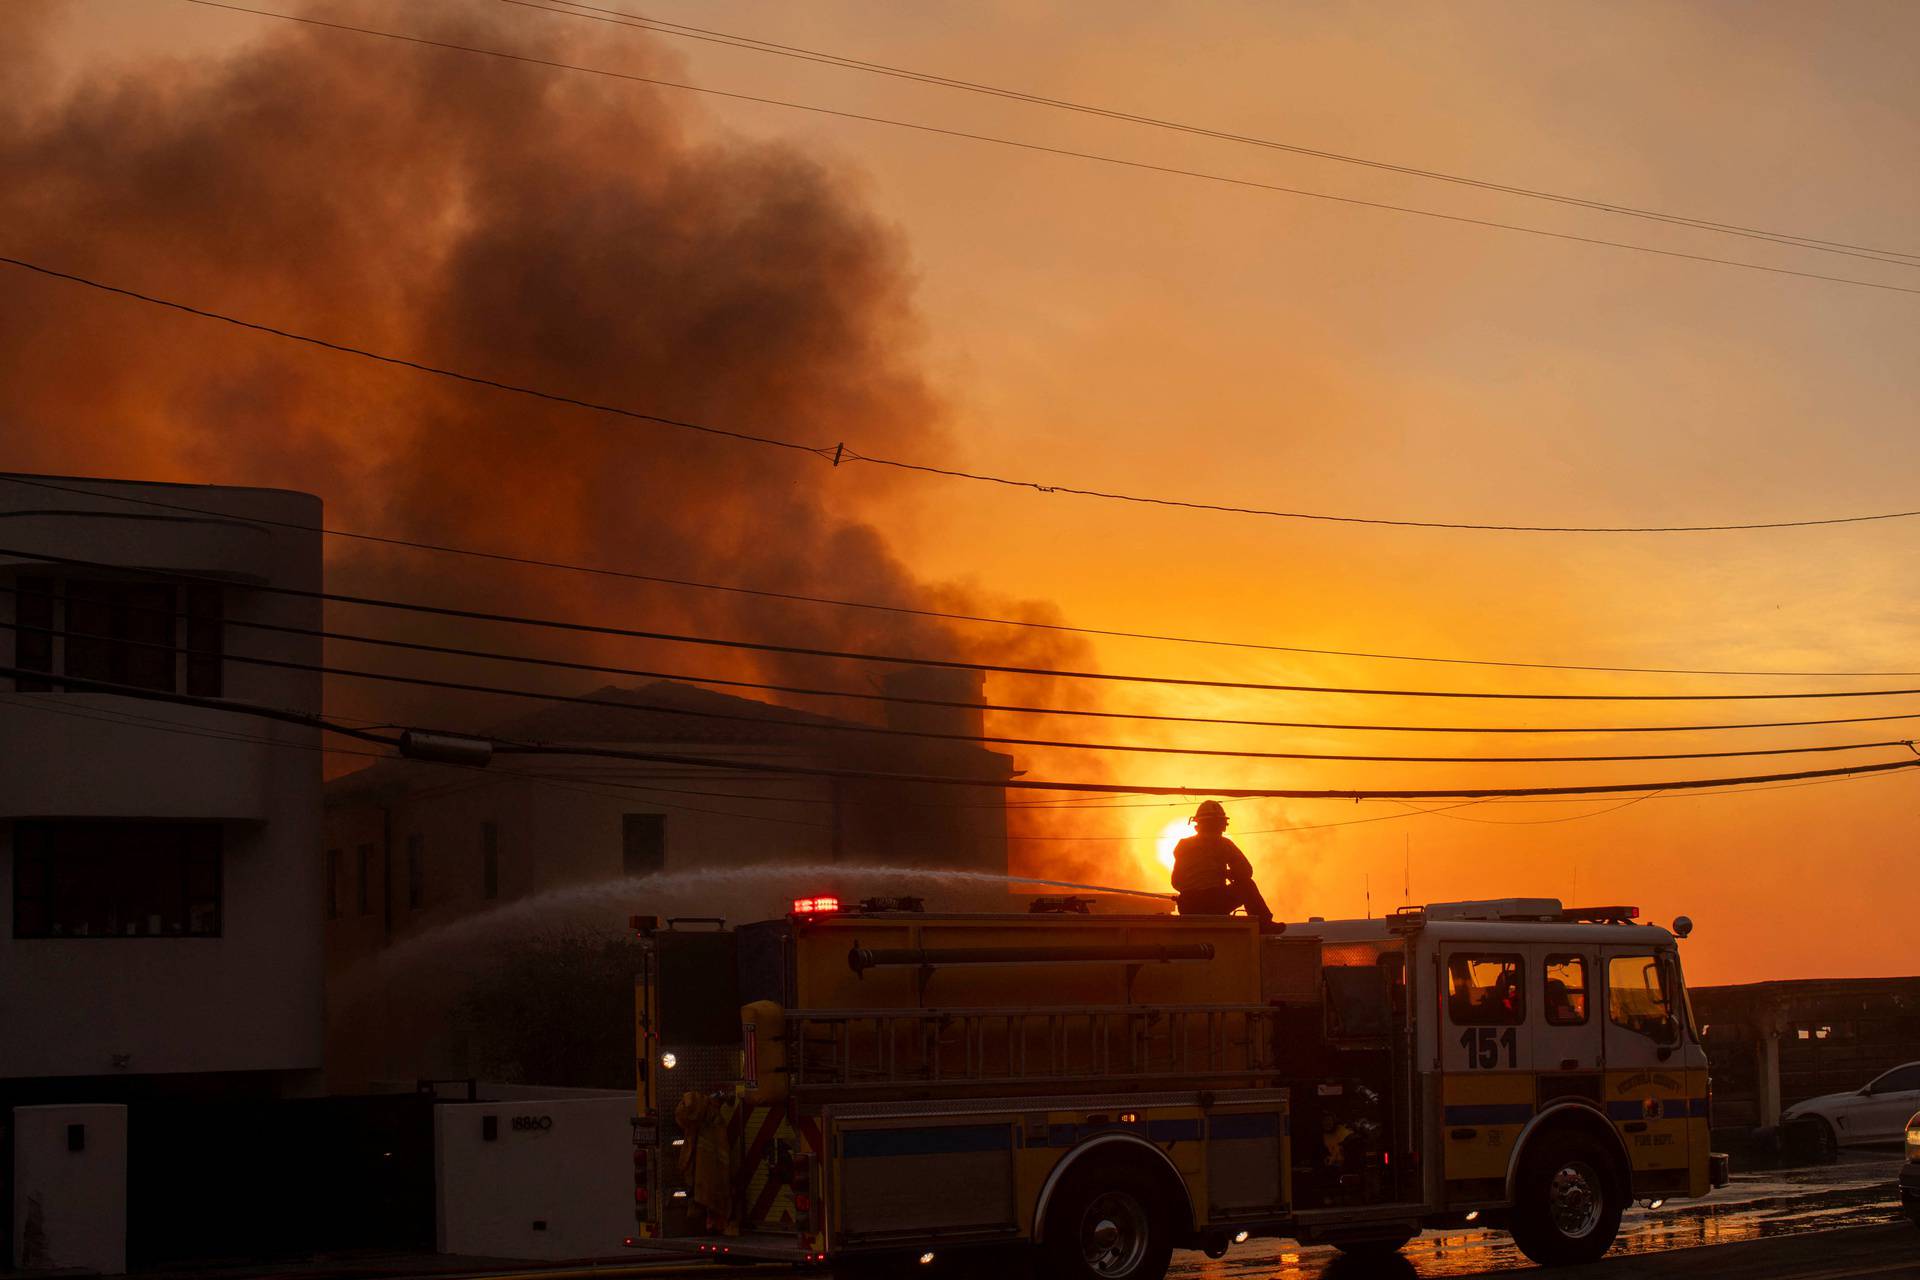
[1783,1061,1920,1154]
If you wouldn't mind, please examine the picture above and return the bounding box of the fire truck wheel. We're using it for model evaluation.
[1807,1118,1839,1164]
[1041,1162,1176,1280]
[1509,1131,1624,1267]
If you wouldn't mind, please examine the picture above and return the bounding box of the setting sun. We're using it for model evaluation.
[1155,818,1195,870]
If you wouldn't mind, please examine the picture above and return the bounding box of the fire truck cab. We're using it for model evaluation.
[626,896,1726,1278]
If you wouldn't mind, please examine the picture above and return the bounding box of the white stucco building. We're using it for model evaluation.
[0,471,326,1091]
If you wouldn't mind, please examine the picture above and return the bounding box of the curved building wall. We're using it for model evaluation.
[0,474,324,1083]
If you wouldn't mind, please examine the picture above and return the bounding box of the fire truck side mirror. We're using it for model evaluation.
[1671,915,1693,939]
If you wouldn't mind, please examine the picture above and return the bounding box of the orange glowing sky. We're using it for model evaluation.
[33,1,1920,984]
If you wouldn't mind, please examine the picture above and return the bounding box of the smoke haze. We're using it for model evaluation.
[0,9,1100,717]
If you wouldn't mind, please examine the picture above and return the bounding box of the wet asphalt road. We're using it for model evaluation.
[1167,1150,1915,1278]
[334,1153,1916,1280]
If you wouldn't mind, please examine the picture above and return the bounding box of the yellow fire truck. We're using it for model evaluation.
[626,895,1728,1278]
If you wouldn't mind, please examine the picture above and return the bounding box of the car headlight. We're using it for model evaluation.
[1906,1123,1920,1162]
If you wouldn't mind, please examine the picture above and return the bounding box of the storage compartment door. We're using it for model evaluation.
[1207,1106,1289,1218]
[834,1120,1018,1242]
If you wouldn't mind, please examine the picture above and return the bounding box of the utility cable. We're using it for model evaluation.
[0,689,843,829]
[17,619,1920,765]
[1010,795,1677,839]
[9,256,1920,537]
[0,663,396,745]
[12,473,1920,678]
[1385,791,1663,826]
[17,578,1920,743]
[14,543,1920,705]
[492,739,1920,799]
[13,662,1920,798]
[173,1,1920,302]
[10,614,1920,766]
[522,0,1920,269]
[12,685,1904,837]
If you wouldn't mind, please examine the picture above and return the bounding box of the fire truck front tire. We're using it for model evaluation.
[1040,1161,1177,1280]
[1508,1131,1625,1267]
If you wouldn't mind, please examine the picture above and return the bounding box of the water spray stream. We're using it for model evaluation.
[340,863,1176,995]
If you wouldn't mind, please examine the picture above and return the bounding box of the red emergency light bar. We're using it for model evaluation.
[1561,905,1639,922]
[792,895,841,916]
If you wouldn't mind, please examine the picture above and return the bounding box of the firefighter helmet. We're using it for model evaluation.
[1194,800,1227,823]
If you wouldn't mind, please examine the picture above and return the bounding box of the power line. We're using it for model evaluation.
[0,667,1215,817]
[17,542,1920,706]
[521,0,1920,270]
[22,671,1920,802]
[22,614,1920,767]
[15,661,1920,799]
[20,551,1920,739]
[13,682,1905,838]
[1387,792,1662,826]
[10,609,1920,766]
[1011,794,1672,839]
[172,1,1920,303]
[0,663,399,746]
[493,740,1920,800]
[1014,799,1492,840]
[21,574,1626,736]
[0,690,843,830]
[9,255,1920,537]
[12,473,1920,678]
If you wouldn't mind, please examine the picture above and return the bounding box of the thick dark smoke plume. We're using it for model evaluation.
[0,4,1105,744]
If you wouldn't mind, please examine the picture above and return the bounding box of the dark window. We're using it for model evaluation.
[1545,954,1589,1026]
[1607,953,1674,1040]
[622,814,665,878]
[1869,1064,1920,1094]
[325,848,341,919]
[356,842,373,915]
[13,575,55,691]
[7,578,224,695]
[184,585,224,697]
[406,833,424,910]
[1447,953,1525,1026]
[12,821,221,938]
[481,822,498,900]
[65,580,177,691]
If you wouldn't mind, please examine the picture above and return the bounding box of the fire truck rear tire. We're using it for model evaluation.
[1508,1131,1624,1267]
[1040,1161,1177,1280]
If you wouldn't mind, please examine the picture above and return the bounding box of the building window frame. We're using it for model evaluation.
[8,575,224,696]
[11,820,223,939]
